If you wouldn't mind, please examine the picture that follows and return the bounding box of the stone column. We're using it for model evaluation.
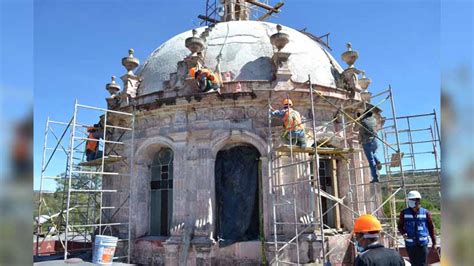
[337,158,353,231]
[331,158,342,230]
[260,156,273,241]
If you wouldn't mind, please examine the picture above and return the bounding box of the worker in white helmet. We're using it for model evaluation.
[397,191,437,266]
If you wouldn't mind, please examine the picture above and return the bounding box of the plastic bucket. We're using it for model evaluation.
[92,235,118,265]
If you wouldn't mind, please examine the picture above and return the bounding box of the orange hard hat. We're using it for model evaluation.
[353,214,382,233]
[189,67,198,77]
[282,98,293,106]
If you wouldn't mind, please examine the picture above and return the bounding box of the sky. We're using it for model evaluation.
[18,0,447,190]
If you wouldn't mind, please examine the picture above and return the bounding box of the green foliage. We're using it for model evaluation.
[34,173,102,234]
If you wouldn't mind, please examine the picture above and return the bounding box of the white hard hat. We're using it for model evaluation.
[407,191,422,200]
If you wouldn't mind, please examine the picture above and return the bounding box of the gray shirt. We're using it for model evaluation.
[358,116,377,144]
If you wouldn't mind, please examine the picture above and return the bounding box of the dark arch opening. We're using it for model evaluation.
[214,144,261,247]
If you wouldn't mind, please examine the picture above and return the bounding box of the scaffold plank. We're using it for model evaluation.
[79,155,123,166]
[275,145,358,155]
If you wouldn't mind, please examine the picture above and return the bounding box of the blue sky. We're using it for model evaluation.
[25,0,448,190]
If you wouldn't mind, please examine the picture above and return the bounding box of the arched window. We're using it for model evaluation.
[150,148,173,236]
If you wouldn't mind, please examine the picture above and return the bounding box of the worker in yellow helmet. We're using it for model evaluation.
[353,214,404,265]
[189,66,220,93]
[270,98,307,148]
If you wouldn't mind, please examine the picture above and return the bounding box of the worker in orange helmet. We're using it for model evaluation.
[85,124,103,162]
[353,214,404,265]
[189,66,220,93]
[270,98,307,148]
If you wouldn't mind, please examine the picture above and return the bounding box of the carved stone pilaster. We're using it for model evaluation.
[342,67,362,99]
[272,52,292,82]
[120,73,140,98]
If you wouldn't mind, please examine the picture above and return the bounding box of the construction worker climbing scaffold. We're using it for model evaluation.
[357,108,383,183]
[85,123,103,162]
[270,98,308,148]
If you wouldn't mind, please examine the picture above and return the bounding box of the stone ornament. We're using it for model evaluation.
[122,49,140,74]
[106,76,121,96]
[185,29,205,56]
[247,107,258,118]
[120,48,141,99]
[341,43,359,68]
[358,71,371,91]
[270,24,290,52]
[188,111,198,122]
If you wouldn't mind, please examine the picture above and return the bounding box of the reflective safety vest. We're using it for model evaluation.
[283,109,305,132]
[403,207,429,247]
[86,132,98,152]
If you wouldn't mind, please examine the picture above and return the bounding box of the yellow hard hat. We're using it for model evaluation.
[353,214,382,233]
[282,98,293,106]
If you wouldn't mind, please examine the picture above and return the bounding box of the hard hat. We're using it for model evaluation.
[189,67,198,77]
[282,98,293,106]
[407,190,421,200]
[353,214,382,233]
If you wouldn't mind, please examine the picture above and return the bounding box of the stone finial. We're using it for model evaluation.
[358,71,371,91]
[106,75,121,96]
[341,42,359,68]
[270,24,289,52]
[276,24,282,32]
[346,42,353,51]
[185,29,205,55]
[122,48,140,73]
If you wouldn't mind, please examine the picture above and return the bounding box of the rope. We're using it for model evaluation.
[213,22,230,84]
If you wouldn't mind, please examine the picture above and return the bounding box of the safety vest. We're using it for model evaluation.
[403,207,429,247]
[86,132,98,152]
[283,109,304,132]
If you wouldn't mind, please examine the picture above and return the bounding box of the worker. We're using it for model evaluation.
[357,109,382,183]
[398,191,437,266]
[85,124,103,161]
[271,98,307,148]
[353,214,405,266]
[189,66,220,93]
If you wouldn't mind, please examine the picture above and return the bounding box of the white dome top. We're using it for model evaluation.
[137,20,343,95]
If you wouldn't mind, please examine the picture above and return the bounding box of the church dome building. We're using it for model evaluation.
[104,2,382,265]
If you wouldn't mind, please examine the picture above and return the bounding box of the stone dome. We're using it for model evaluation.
[137,20,344,95]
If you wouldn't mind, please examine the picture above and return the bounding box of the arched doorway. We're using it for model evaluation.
[214,144,261,247]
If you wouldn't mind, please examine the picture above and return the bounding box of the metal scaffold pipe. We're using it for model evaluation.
[308,75,327,263]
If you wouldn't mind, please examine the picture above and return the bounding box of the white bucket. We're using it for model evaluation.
[92,235,118,265]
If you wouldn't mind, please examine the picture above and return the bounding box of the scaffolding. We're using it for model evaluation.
[199,0,284,25]
[35,101,135,263]
[33,85,440,265]
[380,111,441,249]
[267,77,441,265]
